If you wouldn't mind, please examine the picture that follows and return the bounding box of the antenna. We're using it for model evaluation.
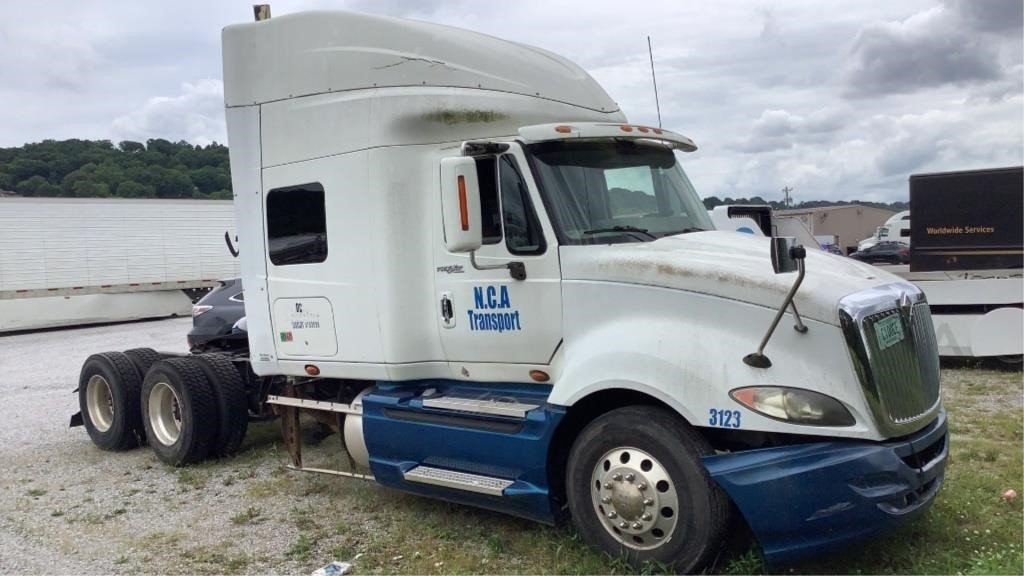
[782,186,794,207]
[647,36,662,129]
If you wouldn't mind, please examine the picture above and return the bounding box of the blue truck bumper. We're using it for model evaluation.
[703,410,948,565]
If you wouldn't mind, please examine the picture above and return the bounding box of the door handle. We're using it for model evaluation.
[440,292,455,328]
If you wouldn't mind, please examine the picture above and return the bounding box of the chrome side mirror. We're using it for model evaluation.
[771,237,799,274]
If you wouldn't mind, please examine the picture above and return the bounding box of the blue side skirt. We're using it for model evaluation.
[703,410,948,565]
[361,381,565,524]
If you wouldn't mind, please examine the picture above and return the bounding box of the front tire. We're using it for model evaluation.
[566,406,730,573]
[141,358,218,466]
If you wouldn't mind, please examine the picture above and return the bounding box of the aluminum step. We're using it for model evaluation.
[403,465,513,496]
[421,395,539,418]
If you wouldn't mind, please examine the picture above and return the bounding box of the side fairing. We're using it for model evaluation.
[225,105,277,375]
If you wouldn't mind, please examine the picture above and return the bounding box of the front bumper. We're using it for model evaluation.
[703,409,947,565]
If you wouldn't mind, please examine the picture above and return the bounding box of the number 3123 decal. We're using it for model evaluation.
[709,408,741,428]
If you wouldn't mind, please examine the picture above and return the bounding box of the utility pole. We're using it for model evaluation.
[781,186,793,208]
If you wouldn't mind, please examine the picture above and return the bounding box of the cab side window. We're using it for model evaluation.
[499,155,545,255]
[267,183,327,266]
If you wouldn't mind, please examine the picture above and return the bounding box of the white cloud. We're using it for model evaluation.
[843,4,1005,98]
[112,80,226,146]
[0,0,1019,204]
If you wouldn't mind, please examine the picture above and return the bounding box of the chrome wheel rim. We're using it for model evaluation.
[590,446,679,550]
[85,375,114,432]
[149,381,182,446]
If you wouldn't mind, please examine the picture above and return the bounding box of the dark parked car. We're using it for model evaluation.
[850,241,910,265]
[188,278,247,352]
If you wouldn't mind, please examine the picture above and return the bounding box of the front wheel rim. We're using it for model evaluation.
[590,446,680,551]
[85,375,114,432]
[149,381,183,446]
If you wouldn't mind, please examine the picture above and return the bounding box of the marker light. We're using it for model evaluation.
[192,305,213,317]
[305,364,321,376]
[457,175,469,231]
[730,386,855,426]
[554,125,573,133]
[619,124,634,132]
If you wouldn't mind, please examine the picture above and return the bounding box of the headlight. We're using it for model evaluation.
[729,386,855,426]
[192,305,213,317]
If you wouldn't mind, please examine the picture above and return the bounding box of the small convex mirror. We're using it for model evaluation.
[770,237,799,274]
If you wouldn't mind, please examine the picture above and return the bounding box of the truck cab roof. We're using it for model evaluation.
[222,10,620,113]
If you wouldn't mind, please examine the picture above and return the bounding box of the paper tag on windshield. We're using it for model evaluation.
[874,315,904,351]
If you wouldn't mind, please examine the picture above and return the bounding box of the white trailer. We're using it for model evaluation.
[886,167,1024,359]
[885,266,1023,358]
[0,198,239,331]
[71,9,948,572]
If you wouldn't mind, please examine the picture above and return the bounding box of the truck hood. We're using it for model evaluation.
[560,231,903,325]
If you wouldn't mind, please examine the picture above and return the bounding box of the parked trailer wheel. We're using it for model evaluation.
[78,352,145,450]
[566,406,730,573]
[141,358,218,466]
[192,354,249,457]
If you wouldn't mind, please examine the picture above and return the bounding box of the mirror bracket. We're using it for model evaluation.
[744,242,808,368]
[469,251,527,281]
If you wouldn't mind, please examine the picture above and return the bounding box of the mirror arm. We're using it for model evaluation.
[469,251,527,281]
[789,301,808,333]
[743,257,806,368]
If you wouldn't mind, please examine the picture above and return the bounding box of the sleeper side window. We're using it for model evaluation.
[499,155,545,255]
[474,156,502,245]
[266,183,328,266]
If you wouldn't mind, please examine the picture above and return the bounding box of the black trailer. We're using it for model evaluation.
[909,167,1023,272]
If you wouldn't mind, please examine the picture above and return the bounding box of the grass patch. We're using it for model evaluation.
[130,531,255,574]
[285,533,318,561]
[175,468,208,490]
[26,488,46,497]
[230,505,263,525]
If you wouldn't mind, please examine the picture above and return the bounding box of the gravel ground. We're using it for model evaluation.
[0,319,318,575]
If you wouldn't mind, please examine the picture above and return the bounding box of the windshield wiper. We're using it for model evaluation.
[582,226,658,241]
[659,227,706,237]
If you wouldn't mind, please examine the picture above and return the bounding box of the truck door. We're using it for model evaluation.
[434,147,562,369]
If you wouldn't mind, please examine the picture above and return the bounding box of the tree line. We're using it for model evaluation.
[702,195,909,212]
[0,139,231,200]
[0,138,910,211]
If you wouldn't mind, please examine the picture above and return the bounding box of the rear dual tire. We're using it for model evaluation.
[78,352,145,450]
[193,354,249,457]
[142,358,218,466]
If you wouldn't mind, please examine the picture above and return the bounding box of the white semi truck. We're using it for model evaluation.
[858,210,911,251]
[71,9,948,571]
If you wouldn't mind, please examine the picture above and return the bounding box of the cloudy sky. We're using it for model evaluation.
[2,0,1021,203]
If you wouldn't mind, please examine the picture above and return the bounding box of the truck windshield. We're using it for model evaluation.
[526,139,713,244]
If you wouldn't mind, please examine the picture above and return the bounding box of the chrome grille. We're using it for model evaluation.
[839,284,942,437]
[862,304,940,423]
